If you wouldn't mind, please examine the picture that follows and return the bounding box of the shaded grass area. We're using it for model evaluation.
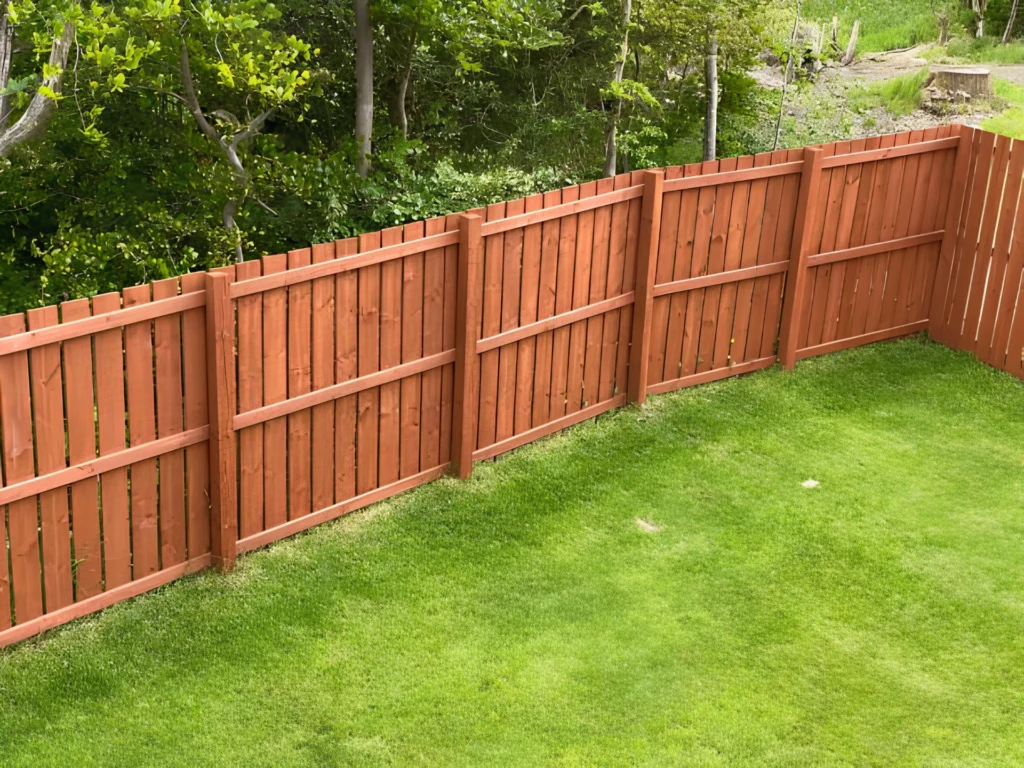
[1,339,1023,766]
[802,0,937,53]
[848,67,931,117]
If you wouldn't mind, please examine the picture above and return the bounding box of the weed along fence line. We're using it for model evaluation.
[1,123,1021,648]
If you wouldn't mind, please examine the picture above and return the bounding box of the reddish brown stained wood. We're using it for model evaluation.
[549,186,580,421]
[514,195,544,433]
[229,232,460,299]
[889,129,935,328]
[761,148,804,359]
[0,292,206,358]
[661,163,704,383]
[930,127,978,342]
[439,214,460,462]
[204,272,238,570]
[152,278,187,567]
[378,227,404,486]
[258,255,288,530]
[820,138,866,345]
[399,222,426,478]
[451,214,483,478]
[0,428,208,508]
[648,165,687,385]
[287,248,313,518]
[0,313,43,624]
[615,172,643,400]
[123,285,160,577]
[729,152,773,364]
[59,299,102,601]
[311,242,337,510]
[565,182,597,414]
[779,147,825,368]
[820,135,959,167]
[961,134,1012,348]
[990,158,1024,370]
[627,170,665,404]
[334,238,359,501]
[477,203,506,448]
[601,175,631,401]
[582,178,613,407]
[235,260,265,538]
[849,134,899,338]
[179,273,210,558]
[419,221,447,467]
[873,130,924,333]
[531,190,562,427]
[24,306,73,612]
[696,157,737,374]
[663,160,803,191]
[941,130,993,343]
[835,136,882,341]
[237,466,448,556]
[474,395,626,463]
[911,125,957,325]
[746,151,790,360]
[711,156,753,371]
[802,143,843,349]
[646,355,776,396]
[495,198,525,440]
[357,232,382,495]
[0,553,211,649]
[1005,276,1024,377]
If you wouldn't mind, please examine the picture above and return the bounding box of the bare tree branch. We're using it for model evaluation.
[0,18,74,158]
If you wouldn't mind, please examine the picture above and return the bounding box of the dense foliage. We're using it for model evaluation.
[0,0,778,311]
[0,0,1020,312]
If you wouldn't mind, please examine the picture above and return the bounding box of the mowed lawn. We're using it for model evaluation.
[1,338,1023,766]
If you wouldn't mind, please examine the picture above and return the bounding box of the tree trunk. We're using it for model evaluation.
[938,15,949,45]
[354,0,373,177]
[703,37,718,162]
[841,20,860,66]
[396,15,418,140]
[0,0,13,134]
[1003,0,1019,44]
[0,19,74,158]
[603,0,632,178]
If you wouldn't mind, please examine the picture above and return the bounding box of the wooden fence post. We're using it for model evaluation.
[626,169,665,405]
[451,214,483,479]
[778,146,824,369]
[205,271,238,570]
[929,124,974,343]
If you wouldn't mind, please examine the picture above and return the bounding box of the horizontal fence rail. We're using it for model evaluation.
[2,123,1019,649]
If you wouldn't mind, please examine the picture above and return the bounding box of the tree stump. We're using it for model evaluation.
[931,67,992,101]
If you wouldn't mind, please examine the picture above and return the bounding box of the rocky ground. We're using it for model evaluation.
[752,44,1020,141]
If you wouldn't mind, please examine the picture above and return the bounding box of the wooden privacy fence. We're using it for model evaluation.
[0,123,1019,648]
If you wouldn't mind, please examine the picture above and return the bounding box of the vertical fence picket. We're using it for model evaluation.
[627,170,665,404]
[452,214,483,478]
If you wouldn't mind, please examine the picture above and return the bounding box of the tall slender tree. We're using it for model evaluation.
[354,0,373,176]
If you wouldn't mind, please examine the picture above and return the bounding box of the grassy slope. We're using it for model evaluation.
[1,340,1023,766]
[802,0,937,53]
[984,78,1024,138]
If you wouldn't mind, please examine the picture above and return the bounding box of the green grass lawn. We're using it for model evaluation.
[1,338,1023,766]
[983,77,1024,139]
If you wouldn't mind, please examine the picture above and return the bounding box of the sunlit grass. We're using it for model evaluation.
[802,0,936,53]
[983,78,1024,139]
[849,67,931,117]
[0,339,1022,766]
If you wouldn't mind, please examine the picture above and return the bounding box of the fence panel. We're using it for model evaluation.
[9,124,1022,648]
[937,127,1024,379]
